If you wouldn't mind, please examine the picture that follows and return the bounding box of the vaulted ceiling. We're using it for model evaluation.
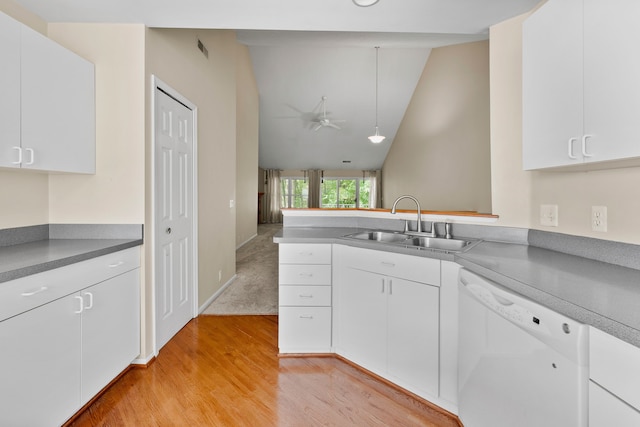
[15,0,539,170]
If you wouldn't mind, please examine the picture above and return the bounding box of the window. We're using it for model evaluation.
[321,178,371,208]
[281,178,309,208]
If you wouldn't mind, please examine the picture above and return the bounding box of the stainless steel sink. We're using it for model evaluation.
[342,230,480,253]
[347,231,409,244]
[405,236,474,251]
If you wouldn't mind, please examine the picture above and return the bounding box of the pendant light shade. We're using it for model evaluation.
[368,46,385,144]
[353,0,379,6]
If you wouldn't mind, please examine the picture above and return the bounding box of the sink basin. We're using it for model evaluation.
[405,236,473,251]
[347,231,409,244]
[342,230,480,253]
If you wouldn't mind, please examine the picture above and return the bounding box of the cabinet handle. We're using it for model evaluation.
[299,272,313,277]
[74,295,84,314]
[299,315,314,319]
[108,261,125,268]
[582,134,593,157]
[389,279,393,295]
[11,146,22,165]
[380,261,395,267]
[21,286,48,297]
[298,252,313,256]
[84,292,94,310]
[299,294,314,298]
[567,137,577,159]
[25,148,35,165]
[381,278,385,293]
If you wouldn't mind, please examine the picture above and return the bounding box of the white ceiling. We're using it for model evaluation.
[14,0,539,170]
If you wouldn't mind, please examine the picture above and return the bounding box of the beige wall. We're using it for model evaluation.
[145,28,238,314]
[490,12,640,244]
[47,24,146,225]
[235,44,259,248]
[382,41,492,213]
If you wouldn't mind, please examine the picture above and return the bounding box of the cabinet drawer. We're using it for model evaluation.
[0,247,140,322]
[337,245,440,285]
[279,265,331,285]
[589,381,640,426]
[590,327,640,410]
[278,306,331,353]
[279,285,331,307]
[279,244,331,264]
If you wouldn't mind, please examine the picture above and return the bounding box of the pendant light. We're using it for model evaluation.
[368,46,385,144]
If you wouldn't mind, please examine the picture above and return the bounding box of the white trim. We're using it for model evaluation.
[132,353,156,366]
[236,233,258,250]
[151,75,199,356]
[198,274,238,314]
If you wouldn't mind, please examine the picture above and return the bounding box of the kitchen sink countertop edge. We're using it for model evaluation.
[274,226,640,348]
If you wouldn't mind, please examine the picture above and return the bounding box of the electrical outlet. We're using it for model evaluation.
[540,204,558,227]
[229,199,235,208]
[592,206,608,232]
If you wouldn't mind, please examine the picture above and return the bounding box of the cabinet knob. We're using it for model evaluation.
[166,227,172,234]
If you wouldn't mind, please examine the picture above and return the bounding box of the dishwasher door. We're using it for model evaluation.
[457,269,588,427]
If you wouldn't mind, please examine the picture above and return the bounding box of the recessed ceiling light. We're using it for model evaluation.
[352,0,380,7]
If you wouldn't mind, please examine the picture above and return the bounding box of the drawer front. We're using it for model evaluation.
[336,245,440,285]
[589,381,640,426]
[278,306,331,352]
[279,265,331,285]
[279,244,331,264]
[0,247,140,322]
[590,327,640,410]
[279,285,331,307]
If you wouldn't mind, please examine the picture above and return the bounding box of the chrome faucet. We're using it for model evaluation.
[390,195,422,234]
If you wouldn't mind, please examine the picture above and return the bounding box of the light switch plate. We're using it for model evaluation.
[540,204,558,227]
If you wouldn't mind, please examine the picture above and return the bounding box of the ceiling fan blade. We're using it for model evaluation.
[312,123,322,131]
[327,123,342,130]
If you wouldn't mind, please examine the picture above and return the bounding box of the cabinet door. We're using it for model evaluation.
[583,0,640,163]
[0,12,21,168]
[522,0,584,170]
[0,294,81,427]
[81,269,140,403]
[589,381,640,426]
[387,277,439,397]
[337,267,387,373]
[21,25,95,173]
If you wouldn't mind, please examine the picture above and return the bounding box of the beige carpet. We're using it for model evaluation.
[202,223,281,315]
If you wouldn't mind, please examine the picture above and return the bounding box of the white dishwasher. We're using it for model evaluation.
[457,269,588,427]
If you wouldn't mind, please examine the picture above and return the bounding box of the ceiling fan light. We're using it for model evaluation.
[352,0,380,6]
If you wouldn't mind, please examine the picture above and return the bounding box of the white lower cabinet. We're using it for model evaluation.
[278,244,332,353]
[0,293,82,427]
[0,248,140,427]
[589,327,640,426]
[334,245,440,399]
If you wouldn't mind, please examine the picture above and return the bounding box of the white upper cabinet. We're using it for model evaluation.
[0,12,95,173]
[523,0,640,170]
[0,13,22,168]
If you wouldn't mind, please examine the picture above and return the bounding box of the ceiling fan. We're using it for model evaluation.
[310,96,345,131]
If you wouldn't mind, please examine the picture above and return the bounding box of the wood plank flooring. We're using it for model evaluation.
[69,315,461,426]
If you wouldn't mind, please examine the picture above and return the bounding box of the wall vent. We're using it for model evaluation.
[197,39,209,58]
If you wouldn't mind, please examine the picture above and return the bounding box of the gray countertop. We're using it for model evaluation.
[0,238,143,283]
[0,224,144,283]
[274,227,640,348]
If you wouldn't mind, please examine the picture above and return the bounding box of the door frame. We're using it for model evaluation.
[150,75,199,355]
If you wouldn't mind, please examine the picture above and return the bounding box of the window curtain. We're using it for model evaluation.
[307,169,322,208]
[368,170,382,209]
[264,169,282,223]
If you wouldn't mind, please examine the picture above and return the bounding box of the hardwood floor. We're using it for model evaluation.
[69,316,461,426]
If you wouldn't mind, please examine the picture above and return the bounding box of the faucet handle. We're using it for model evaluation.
[444,222,452,239]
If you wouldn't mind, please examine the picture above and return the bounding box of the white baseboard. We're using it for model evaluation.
[236,233,258,250]
[198,274,238,314]
[132,353,155,365]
